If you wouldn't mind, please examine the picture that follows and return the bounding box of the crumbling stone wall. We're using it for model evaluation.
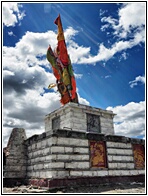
[4,128,27,178]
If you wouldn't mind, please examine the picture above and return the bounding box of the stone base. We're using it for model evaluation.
[45,103,115,135]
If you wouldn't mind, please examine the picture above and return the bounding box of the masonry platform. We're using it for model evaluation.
[3,103,145,188]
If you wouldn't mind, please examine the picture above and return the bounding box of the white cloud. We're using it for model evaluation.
[101,3,145,39]
[117,3,145,37]
[106,101,145,138]
[67,40,91,64]
[78,37,141,64]
[2,2,25,26]
[75,74,83,79]
[129,75,145,88]
[8,31,15,36]
[105,75,111,79]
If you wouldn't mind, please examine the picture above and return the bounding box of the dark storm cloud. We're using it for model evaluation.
[3,76,28,95]
[3,67,47,95]
[8,106,46,123]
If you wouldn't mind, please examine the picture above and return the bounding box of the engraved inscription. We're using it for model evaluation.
[87,113,101,133]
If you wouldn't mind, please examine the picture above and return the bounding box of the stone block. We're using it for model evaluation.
[56,171,69,178]
[108,155,113,162]
[30,158,35,164]
[50,162,65,169]
[72,122,87,131]
[56,154,70,160]
[35,171,40,178]
[41,140,47,148]
[45,155,53,162]
[109,155,133,162]
[108,170,122,176]
[65,162,90,169]
[70,171,83,176]
[32,143,37,150]
[64,147,73,153]
[28,152,32,159]
[113,156,122,161]
[69,155,89,161]
[37,164,43,170]
[73,147,89,154]
[28,145,32,151]
[107,148,133,155]
[42,148,50,155]
[82,171,93,176]
[57,137,70,145]
[39,171,46,178]
[125,156,134,162]
[32,151,38,157]
[40,156,46,162]
[45,170,53,178]
[117,163,127,169]
[129,170,139,175]
[120,170,131,176]
[107,142,132,148]
[46,137,57,146]
[69,138,88,146]
[101,127,114,134]
[96,170,108,176]
[108,163,118,169]
[137,170,145,175]
[126,163,135,169]
[36,141,42,149]
[51,146,65,153]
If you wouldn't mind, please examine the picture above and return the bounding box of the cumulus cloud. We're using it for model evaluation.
[106,101,145,138]
[3,2,25,26]
[101,3,145,39]
[129,75,145,88]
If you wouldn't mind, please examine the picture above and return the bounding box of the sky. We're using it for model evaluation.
[2,2,146,147]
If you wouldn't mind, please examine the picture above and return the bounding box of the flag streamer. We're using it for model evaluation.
[47,14,78,105]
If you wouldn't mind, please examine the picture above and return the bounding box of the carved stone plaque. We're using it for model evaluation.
[132,144,145,168]
[90,140,107,168]
[87,113,101,133]
[52,116,60,130]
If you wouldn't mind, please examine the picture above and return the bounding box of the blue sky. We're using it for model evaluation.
[3,2,145,147]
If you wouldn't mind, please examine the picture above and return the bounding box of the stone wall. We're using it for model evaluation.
[24,129,145,183]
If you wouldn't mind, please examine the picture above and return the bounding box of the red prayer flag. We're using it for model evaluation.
[54,14,60,25]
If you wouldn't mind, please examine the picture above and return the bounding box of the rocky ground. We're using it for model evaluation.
[3,182,145,194]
